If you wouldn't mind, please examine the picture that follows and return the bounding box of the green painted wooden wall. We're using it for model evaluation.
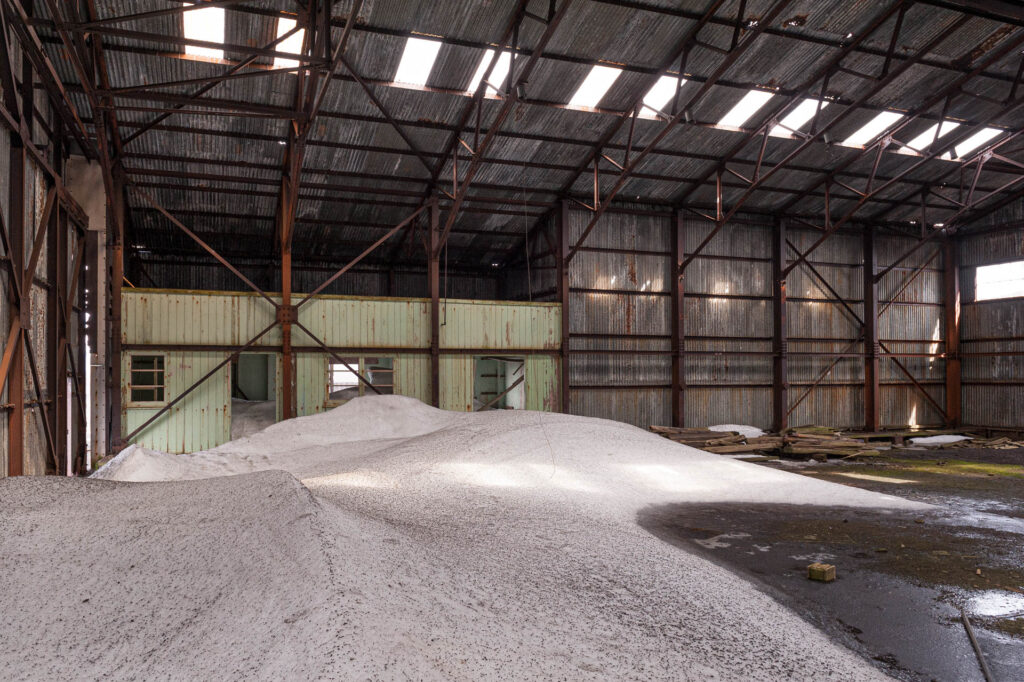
[121,289,560,453]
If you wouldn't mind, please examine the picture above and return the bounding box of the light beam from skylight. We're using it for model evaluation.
[640,75,684,118]
[183,2,225,60]
[568,65,621,109]
[899,120,960,154]
[467,50,512,96]
[841,111,904,147]
[768,98,829,137]
[394,37,442,86]
[274,17,305,69]
[718,89,774,129]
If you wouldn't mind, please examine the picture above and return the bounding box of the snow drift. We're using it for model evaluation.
[3,396,916,680]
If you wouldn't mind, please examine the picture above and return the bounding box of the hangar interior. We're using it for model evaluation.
[1,0,1023,469]
[5,2,1024,680]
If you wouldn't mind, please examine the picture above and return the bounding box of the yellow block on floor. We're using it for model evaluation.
[808,562,836,582]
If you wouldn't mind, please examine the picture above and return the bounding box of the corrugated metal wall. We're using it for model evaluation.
[685,218,774,429]
[567,208,673,427]
[121,290,560,451]
[563,206,946,430]
[877,233,946,428]
[132,259,498,300]
[959,224,1024,428]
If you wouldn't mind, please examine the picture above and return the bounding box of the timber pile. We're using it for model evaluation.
[650,424,1024,459]
[649,425,879,460]
[920,436,1024,450]
[782,430,880,460]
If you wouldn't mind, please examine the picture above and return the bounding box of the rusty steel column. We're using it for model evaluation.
[7,126,25,476]
[772,218,788,432]
[280,212,295,420]
[943,238,961,427]
[863,225,880,432]
[558,200,571,414]
[108,165,125,451]
[671,210,685,427]
[47,187,63,473]
[429,198,440,407]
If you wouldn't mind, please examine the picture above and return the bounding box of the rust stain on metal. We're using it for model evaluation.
[953,25,1015,68]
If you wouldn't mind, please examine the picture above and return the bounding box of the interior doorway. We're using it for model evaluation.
[230,353,277,439]
[473,356,525,411]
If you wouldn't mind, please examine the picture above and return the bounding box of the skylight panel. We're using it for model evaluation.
[768,98,829,137]
[841,111,904,147]
[899,120,960,154]
[467,50,512,96]
[946,126,1003,160]
[568,65,621,109]
[394,37,442,87]
[718,89,774,129]
[273,17,305,69]
[640,75,684,118]
[183,2,225,60]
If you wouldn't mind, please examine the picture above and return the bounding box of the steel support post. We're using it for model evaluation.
[429,199,440,407]
[7,122,25,476]
[943,239,961,426]
[863,226,880,431]
[671,210,685,426]
[108,165,125,450]
[558,200,571,414]
[772,218,788,432]
[47,186,64,473]
[280,221,295,420]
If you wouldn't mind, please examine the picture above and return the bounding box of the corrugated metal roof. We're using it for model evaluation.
[21,0,1024,269]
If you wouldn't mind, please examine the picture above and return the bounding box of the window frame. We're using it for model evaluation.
[128,353,168,406]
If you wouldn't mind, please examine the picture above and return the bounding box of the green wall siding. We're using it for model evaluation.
[122,351,231,453]
[122,290,561,453]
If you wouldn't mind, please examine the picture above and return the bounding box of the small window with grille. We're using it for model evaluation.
[130,354,166,403]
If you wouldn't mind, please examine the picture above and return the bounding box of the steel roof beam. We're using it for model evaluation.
[677,11,977,272]
[672,1,907,208]
[434,0,576,254]
[197,1,1024,90]
[48,31,1012,133]
[565,0,794,263]
[2,0,94,158]
[110,122,1020,196]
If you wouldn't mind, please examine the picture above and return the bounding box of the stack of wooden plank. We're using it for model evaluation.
[649,424,880,460]
[648,426,782,458]
[651,423,1024,459]
[648,426,746,448]
[781,431,880,460]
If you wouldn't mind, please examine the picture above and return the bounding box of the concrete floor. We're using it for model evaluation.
[640,448,1024,681]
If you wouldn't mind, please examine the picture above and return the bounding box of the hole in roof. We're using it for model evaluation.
[899,119,960,154]
[183,2,225,60]
[768,98,829,137]
[640,75,684,119]
[841,111,903,147]
[467,50,512,97]
[274,17,305,69]
[394,37,442,87]
[718,90,774,129]
[568,65,621,109]
[942,126,1003,160]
